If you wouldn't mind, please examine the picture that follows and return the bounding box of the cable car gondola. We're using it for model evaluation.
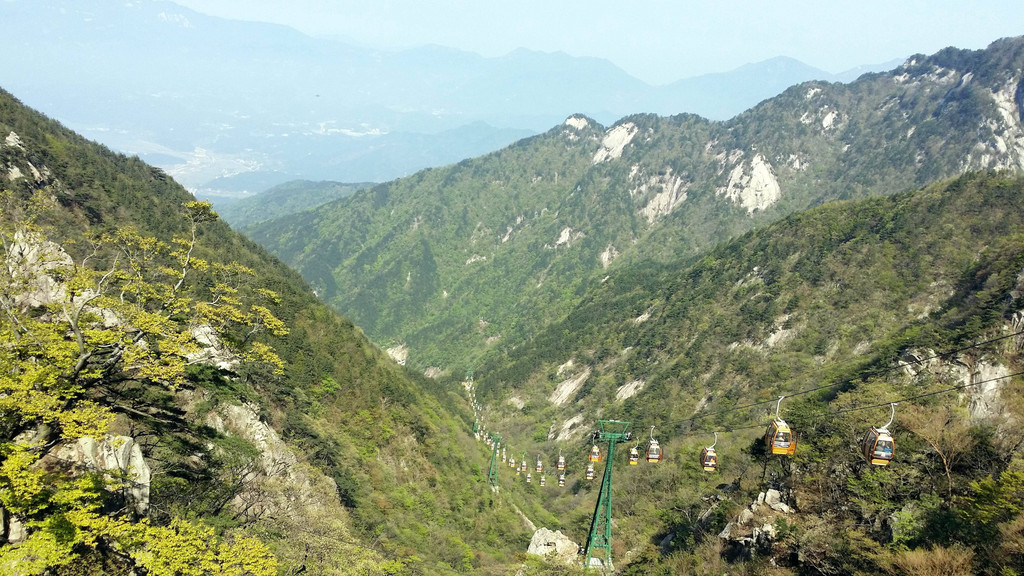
[700,432,718,472]
[765,396,797,456]
[558,473,566,487]
[589,444,601,462]
[862,403,896,466]
[556,451,566,471]
[586,463,595,480]
[526,472,532,483]
[539,475,546,486]
[646,426,664,463]
[536,455,544,473]
[628,442,640,466]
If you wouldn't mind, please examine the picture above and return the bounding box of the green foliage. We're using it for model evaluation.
[0,194,284,573]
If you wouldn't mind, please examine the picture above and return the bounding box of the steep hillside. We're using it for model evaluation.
[0,88,535,575]
[247,37,1024,374]
[473,171,1024,574]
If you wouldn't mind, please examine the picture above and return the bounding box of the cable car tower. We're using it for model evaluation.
[584,420,632,572]
[488,433,501,488]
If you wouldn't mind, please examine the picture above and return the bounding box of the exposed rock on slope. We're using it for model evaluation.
[527,527,580,565]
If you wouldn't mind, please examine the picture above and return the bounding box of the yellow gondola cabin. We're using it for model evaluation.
[700,433,718,472]
[765,419,796,456]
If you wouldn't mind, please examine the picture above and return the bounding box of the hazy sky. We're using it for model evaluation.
[172,0,1024,85]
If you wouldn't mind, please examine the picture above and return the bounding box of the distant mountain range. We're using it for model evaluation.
[0,0,897,197]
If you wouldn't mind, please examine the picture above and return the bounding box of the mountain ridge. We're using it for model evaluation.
[245,37,1024,375]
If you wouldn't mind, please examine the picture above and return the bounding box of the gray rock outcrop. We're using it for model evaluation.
[527,527,580,566]
[48,435,151,516]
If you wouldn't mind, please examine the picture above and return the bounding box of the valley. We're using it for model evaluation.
[3,19,1024,576]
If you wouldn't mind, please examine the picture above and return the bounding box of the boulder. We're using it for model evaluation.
[527,527,580,566]
[50,435,151,515]
[188,324,240,371]
[738,508,755,525]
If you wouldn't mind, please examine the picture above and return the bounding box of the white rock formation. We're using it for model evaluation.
[562,115,589,141]
[549,367,591,406]
[966,360,1011,422]
[564,116,589,131]
[632,167,689,223]
[4,131,24,149]
[592,122,638,163]
[599,244,619,268]
[202,400,339,522]
[556,359,575,377]
[550,226,583,248]
[50,435,152,516]
[386,344,408,365]
[971,80,1024,171]
[717,154,782,213]
[551,414,586,441]
[4,509,27,544]
[207,403,298,476]
[6,230,74,308]
[615,380,645,401]
[899,351,1011,423]
[189,324,240,370]
[527,528,580,566]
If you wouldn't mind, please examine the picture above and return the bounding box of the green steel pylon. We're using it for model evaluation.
[488,434,501,488]
[584,420,632,572]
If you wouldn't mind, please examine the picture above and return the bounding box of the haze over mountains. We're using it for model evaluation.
[0,0,896,199]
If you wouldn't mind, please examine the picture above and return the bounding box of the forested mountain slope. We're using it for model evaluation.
[0,88,533,575]
[215,180,372,230]
[472,171,1024,575]
[246,37,1024,374]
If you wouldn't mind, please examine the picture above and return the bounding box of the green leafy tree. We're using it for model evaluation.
[0,194,283,574]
